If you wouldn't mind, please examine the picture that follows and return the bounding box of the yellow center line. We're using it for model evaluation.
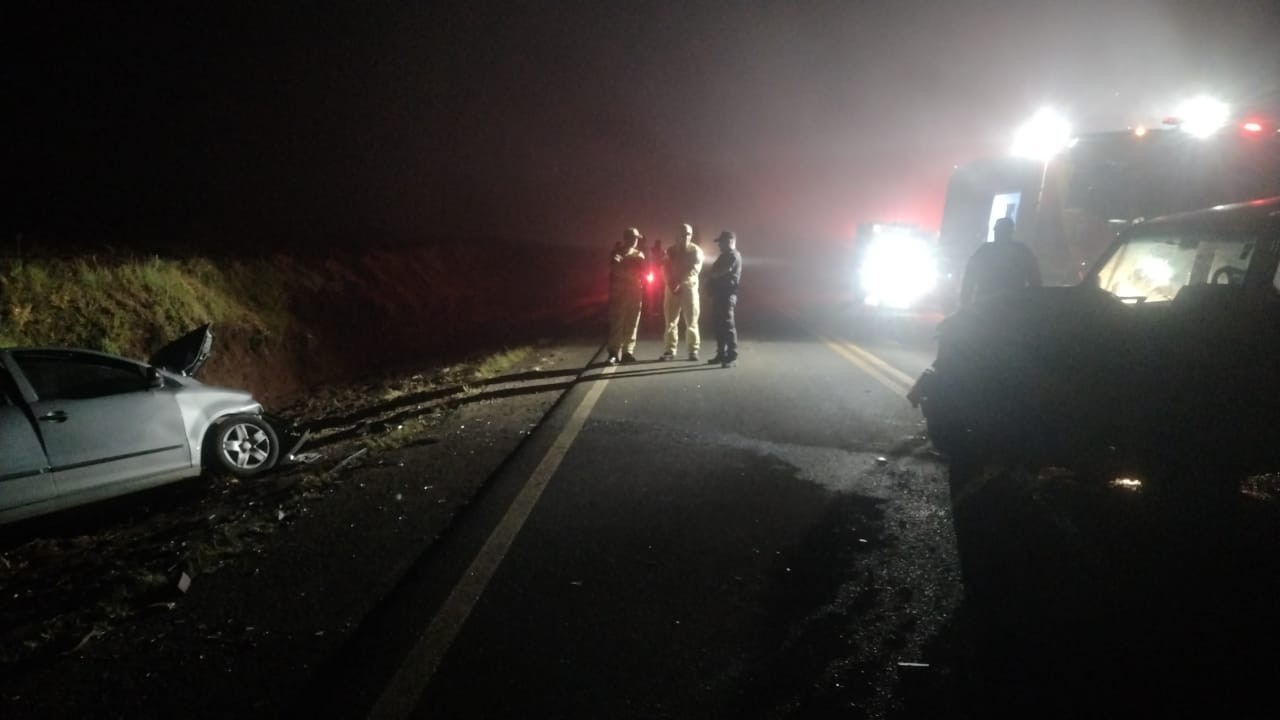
[838,341,917,389]
[368,365,617,720]
[776,307,917,397]
[816,334,913,396]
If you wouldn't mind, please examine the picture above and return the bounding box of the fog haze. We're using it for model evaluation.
[11,1,1279,252]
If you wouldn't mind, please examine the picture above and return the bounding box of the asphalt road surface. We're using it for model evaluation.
[299,272,1280,720]
[293,274,955,719]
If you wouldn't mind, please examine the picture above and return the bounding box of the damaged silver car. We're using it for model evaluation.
[0,324,280,525]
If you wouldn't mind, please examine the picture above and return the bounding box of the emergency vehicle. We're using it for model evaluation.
[849,222,941,312]
[937,101,1280,308]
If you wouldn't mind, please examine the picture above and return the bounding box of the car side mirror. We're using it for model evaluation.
[148,367,165,389]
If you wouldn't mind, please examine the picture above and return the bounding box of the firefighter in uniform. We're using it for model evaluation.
[660,223,704,361]
[607,227,646,364]
[707,230,742,368]
[959,217,1042,306]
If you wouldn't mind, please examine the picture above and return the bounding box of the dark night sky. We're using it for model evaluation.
[10,1,1280,252]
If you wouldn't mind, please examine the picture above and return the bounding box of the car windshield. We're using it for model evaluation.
[1093,230,1257,303]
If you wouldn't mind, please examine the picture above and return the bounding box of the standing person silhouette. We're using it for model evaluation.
[660,223,704,361]
[607,228,646,364]
[959,217,1041,306]
[707,231,742,368]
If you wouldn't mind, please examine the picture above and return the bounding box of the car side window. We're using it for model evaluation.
[13,352,151,401]
[0,365,17,406]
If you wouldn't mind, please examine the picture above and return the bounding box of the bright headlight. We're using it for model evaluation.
[1174,96,1230,139]
[1011,107,1072,161]
[858,237,938,309]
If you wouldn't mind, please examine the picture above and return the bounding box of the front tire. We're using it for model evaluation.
[208,414,280,478]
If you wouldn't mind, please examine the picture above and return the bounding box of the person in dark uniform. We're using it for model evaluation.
[959,217,1041,306]
[706,231,742,368]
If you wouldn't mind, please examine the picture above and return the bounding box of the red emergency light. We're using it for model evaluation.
[646,272,655,284]
[1242,121,1264,133]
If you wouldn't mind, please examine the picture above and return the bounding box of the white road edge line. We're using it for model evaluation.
[367,365,617,720]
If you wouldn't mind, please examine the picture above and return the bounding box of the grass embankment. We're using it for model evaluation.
[1,256,285,355]
[0,242,603,406]
[0,241,587,669]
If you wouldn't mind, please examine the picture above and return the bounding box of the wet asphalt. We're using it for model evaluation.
[6,262,1278,718]
[302,273,1280,720]
[302,289,968,719]
[416,313,956,719]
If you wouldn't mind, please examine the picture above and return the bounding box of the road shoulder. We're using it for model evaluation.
[0,341,599,719]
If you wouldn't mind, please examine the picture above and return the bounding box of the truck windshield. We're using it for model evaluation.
[1064,131,1280,223]
[1094,232,1257,303]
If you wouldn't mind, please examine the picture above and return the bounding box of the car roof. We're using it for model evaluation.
[1127,196,1280,235]
[0,347,141,364]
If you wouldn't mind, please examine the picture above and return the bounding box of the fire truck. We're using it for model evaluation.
[937,103,1280,308]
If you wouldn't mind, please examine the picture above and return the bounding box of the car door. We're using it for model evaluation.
[0,355,56,519]
[11,350,192,502]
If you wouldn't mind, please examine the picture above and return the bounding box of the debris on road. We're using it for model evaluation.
[331,448,369,474]
[177,573,193,594]
[1037,466,1076,480]
[63,628,106,656]
[284,429,314,464]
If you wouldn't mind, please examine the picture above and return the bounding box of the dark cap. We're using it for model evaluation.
[714,231,736,244]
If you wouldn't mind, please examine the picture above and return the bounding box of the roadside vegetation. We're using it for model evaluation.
[0,241,601,406]
[0,255,279,356]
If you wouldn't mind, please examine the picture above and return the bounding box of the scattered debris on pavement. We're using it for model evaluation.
[331,448,369,475]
